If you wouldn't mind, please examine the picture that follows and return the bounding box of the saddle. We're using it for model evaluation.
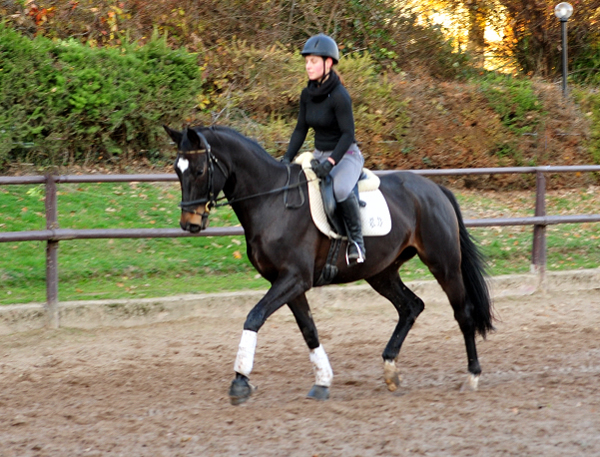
[317,168,365,237]
[295,152,392,239]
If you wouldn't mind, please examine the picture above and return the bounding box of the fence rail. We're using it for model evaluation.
[2,165,600,328]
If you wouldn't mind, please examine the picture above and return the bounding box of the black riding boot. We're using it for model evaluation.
[338,192,366,265]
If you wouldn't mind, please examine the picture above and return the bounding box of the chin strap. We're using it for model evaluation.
[317,57,331,85]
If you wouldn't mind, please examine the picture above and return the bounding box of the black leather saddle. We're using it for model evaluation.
[319,172,367,237]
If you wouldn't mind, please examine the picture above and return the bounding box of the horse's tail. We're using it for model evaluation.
[438,185,495,338]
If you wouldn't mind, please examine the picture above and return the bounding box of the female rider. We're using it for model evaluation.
[282,33,366,265]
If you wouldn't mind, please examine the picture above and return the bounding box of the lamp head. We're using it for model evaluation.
[554,2,573,21]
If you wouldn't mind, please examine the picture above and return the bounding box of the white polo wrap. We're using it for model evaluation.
[310,345,333,387]
[233,330,257,377]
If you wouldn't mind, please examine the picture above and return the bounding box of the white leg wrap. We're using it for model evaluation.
[310,345,333,387]
[233,330,257,377]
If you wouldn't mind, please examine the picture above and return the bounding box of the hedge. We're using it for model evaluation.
[0,24,203,168]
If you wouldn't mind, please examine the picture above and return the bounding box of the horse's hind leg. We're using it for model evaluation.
[426,258,482,391]
[441,275,482,391]
[423,185,494,391]
[288,293,333,400]
[366,268,425,392]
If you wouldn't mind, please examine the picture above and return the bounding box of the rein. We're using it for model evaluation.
[213,166,310,210]
[178,131,313,214]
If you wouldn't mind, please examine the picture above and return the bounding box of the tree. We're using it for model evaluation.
[496,1,600,79]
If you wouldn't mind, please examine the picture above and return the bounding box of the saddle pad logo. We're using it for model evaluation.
[356,190,392,237]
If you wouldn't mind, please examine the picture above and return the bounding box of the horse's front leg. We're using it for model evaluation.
[229,277,310,405]
[287,293,332,400]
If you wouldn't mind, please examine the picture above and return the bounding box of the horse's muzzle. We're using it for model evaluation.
[180,208,209,232]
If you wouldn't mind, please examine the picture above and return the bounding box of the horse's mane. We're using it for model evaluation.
[197,125,276,162]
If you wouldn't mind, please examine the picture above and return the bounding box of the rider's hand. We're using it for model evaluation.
[311,159,333,179]
[281,157,291,165]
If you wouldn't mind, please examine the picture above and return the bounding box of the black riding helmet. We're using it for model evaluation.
[301,34,339,64]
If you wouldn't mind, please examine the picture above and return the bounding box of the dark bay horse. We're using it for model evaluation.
[164,125,494,405]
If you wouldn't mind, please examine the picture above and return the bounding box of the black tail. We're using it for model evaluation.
[439,185,495,338]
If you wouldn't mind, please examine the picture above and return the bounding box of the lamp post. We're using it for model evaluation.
[554,2,573,96]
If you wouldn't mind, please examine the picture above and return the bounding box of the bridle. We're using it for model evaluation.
[177,129,312,224]
[177,130,225,218]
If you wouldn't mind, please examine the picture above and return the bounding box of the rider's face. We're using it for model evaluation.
[305,55,332,81]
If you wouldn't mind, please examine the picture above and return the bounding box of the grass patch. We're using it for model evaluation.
[1,181,268,304]
[1,182,599,305]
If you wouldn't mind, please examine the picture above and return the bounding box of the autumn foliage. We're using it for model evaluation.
[0,1,598,185]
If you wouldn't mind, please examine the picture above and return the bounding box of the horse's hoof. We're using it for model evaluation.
[307,384,330,401]
[229,377,256,405]
[385,376,400,392]
[460,374,480,392]
[383,360,401,392]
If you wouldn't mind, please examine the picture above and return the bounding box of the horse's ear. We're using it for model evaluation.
[183,127,204,151]
[163,125,183,147]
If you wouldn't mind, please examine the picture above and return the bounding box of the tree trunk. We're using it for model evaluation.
[466,1,488,68]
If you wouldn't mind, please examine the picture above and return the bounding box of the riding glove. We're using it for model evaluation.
[281,157,291,165]
[311,159,333,179]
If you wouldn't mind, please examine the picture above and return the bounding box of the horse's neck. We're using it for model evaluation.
[217,143,290,228]
[223,153,283,200]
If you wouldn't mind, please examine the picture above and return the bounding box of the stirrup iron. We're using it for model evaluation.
[345,240,365,265]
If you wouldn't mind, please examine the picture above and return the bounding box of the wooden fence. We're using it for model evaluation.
[1,165,600,328]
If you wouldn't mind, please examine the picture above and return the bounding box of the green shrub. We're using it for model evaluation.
[1,25,410,168]
[573,88,600,164]
[476,73,544,135]
[0,24,203,168]
[571,38,600,86]
[338,53,410,164]
[199,41,305,124]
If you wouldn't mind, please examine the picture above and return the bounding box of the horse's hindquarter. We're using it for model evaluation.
[394,172,459,257]
[382,171,460,257]
[375,172,426,243]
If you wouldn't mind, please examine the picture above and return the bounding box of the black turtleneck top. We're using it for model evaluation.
[284,81,355,164]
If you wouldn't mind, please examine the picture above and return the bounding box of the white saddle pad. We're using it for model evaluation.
[295,152,392,239]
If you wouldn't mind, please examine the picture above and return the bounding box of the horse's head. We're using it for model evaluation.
[164,125,223,233]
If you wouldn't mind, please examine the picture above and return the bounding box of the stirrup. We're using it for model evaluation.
[345,240,365,265]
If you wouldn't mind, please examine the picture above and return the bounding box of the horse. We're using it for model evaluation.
[164,124,495,405]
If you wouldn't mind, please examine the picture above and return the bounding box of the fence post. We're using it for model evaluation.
[531,170,547,284]
[45,174,59,328]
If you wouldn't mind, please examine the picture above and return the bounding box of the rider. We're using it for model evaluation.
[281,33,366,265]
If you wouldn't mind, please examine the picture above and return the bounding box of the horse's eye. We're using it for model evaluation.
[191,165,204,178]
